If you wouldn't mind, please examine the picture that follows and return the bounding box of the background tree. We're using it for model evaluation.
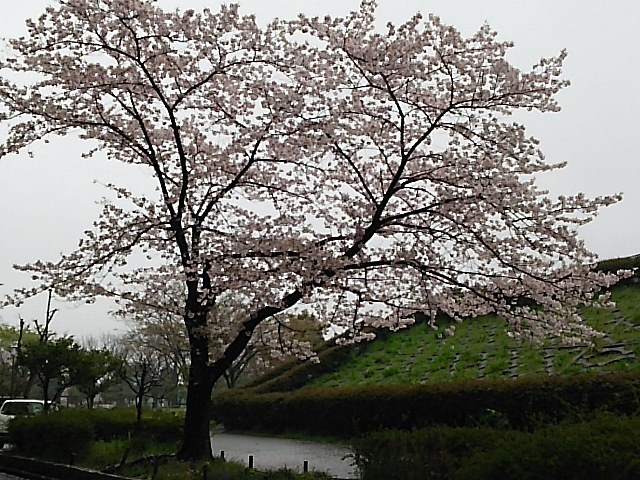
[222,310,324,388]
[0,323,17,397]
[117,340,170,427]
[81,332,144,407]
[17,336,82,411]
[75,348,122,408]
[9,291,61,398]
[115,280,190,400]
[0,320,39,397]
[117,284,324,389]
[0,0,622,459]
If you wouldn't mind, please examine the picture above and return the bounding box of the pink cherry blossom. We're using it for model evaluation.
[0,0,625,460]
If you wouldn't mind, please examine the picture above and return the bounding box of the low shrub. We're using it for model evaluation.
[82,439,131,469]
[353,413,640,480]
[9,409,94,462]
[140,409,183,443]
[353,426,504,480]
[8,407,183,463]
[82,407,137,441]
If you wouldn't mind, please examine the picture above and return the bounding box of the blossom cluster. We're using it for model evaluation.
[0,0,624,369]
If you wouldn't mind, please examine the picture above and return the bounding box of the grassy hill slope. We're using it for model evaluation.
[307,283,640,388]
[239,258,640,394]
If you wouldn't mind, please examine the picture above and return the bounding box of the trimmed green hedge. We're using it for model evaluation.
[81,408,136,441]
[8,407,183,462]
[353,413,640,480]
[9,409,94,461]
[211,372,640,436]
[79,407,183,442]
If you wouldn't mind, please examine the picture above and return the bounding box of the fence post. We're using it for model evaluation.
[249,455,254,469]
[119,447,130,468]
[151,456,160,480]
[303,460,309,473]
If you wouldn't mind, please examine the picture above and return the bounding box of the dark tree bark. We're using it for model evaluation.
[177,326,216,460]
[177,292,303,460]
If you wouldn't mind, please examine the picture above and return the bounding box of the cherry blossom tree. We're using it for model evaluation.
[116,282,324,389]
[0,0,623,459]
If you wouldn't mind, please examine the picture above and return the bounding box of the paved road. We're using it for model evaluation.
[0,474,27,480]
[211,433,359,479]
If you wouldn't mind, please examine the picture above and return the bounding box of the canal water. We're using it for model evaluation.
[210,433,359,479]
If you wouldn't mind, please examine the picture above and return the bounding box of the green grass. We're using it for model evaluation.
[301,282,640,389]
[117,457,333,480]
[78,437,180,470]
[79,439,132,469]
[36,433,332,480]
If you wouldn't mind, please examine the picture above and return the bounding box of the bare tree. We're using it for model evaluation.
[119,286,324,389]
[0,319,33,397]
[117,338,169,427]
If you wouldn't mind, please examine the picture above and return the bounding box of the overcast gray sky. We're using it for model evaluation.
[0,0,638,338]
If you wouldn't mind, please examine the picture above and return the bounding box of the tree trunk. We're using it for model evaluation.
[175,285,298,460]
[177,333,217,461]
[135,390,143,428]
[42,378,50,413]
